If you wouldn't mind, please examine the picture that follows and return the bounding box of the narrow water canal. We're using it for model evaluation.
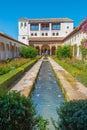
[32,61,65,129]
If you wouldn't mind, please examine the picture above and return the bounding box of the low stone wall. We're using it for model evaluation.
[49,57,87,101]
[10,58,43,97]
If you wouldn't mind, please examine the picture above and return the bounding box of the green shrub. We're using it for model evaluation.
[0,91,48,130]
[20,46,38,58]
[80,39,87,61]
[54,100,87,130]
[0,58,30,75]
[56,45,72,59]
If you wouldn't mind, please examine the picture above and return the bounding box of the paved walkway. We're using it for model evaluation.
[10,58,43,97]
[48,57,87,101]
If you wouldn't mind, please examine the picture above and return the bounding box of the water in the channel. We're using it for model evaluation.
[32,61,65,130]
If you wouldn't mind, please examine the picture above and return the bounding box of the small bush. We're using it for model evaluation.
[0,91,48,130]
[56,45,72,59]
[55,100,87,130]
[20,46,38,58]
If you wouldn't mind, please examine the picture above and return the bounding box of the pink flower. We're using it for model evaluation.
[81,18,87,33]
[83,40,87,48]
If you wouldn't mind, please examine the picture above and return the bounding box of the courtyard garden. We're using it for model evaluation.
[1,43,87,130]
[0,46,39,90]
[52,41,87,87]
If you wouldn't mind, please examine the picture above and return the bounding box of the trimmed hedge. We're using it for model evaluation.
[0,59,37,90]
[0,91,48,130]
[55,100,87,130]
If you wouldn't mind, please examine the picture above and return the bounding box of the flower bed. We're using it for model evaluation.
[52,57,87,87]
[0,58,30,75]
[0,58,40,90]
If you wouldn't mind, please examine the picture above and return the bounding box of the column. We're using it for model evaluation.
[28,24,31,36]
[76,46,79,58]
[39,23,41,37]
[39,23,41,31]
[39,46,41,55]
[50,46,52,55]
[49,23,52,36]
[4,44,6,60]
[49,23,52,30]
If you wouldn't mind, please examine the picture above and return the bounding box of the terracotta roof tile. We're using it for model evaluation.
[0,32,28,46]
[19,18,73,23]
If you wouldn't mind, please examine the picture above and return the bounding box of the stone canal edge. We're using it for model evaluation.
[48,57,87,101]
[10,58,43,97]
[10,57,87,101]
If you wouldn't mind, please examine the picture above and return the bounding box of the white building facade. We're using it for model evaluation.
[0,32,27,60]
[64,20,87,59]
[1,18,87,61]
[18,18,74,45]
[18,18,74,54]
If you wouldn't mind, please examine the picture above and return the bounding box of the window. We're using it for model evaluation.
[56,32,59,36]
[41,24,49,30]
[42,33,44,36]
[24,23,26,27]
[67,26,69,29]
[45,33,48,36]
[35,33,37,36]
[30,24,39,30]
[31,33,33,36]
[52,23,60,30]
[22,37,25,39]
[53,33,55,36]
[21,23,23,27]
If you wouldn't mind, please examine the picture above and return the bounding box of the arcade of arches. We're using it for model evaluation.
[0,42,19,60]
[34,45,58,55]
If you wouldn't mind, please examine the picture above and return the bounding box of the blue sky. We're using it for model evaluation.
[0,0,87,39]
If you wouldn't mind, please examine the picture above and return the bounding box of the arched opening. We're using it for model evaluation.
[10,44,14,58]
[6,44,9,57]
[6,44,9,51]
[0,42,4,51]
[0,43,5,60]
[36,46,40,54]
[41,45,50,55]
[51,46,56,55]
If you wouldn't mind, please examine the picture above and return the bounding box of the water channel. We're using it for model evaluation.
[32,61,65,129]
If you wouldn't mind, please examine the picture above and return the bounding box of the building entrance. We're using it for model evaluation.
[41,45,50,55]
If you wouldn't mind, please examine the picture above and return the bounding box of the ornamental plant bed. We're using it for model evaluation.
[52,57,87,87]
[54,100,87,130]
[0,58,30,75]
[0,59,37,90]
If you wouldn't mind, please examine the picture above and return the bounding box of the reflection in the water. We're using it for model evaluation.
[32,61,65,130]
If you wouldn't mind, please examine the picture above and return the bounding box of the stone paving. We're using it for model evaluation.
[10,58,43,97]
[48,57,87,101]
